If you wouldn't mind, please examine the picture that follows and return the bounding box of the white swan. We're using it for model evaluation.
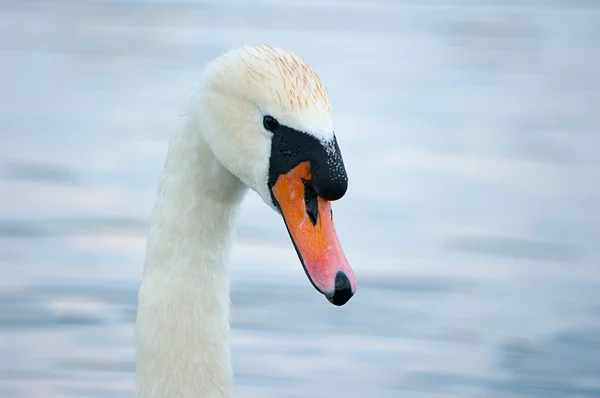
[135,45,357,398]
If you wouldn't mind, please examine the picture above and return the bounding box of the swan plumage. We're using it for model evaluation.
[135,44,356,398]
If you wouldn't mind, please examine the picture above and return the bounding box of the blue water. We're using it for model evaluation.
[1,1,599,397]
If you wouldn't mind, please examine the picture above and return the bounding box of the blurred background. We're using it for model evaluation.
[1,0,599,397]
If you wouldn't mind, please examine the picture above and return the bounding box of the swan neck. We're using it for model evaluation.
[136,120,245,398]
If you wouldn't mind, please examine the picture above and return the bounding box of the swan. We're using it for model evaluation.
[135,44,357,398]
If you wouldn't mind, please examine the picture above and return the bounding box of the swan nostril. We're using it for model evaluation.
[326,271,353,306]
[302,179,319,226]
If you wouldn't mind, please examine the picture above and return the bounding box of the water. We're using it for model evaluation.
[1,1,600,397]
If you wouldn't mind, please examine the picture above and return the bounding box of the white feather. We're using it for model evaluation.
[135,45,334,398]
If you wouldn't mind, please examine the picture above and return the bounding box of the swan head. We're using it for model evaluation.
[193,45,356,306]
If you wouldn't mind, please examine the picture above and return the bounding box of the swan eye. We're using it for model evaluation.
[263,115,280,132]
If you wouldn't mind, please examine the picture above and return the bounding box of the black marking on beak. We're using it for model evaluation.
[326,271,353,306]
[267,122,348,207]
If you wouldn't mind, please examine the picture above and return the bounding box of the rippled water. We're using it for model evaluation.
[1,1,600,397]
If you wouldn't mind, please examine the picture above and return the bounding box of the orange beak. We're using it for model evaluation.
[271,162,356,305]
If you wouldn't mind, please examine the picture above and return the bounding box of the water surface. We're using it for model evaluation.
[1,1,599,397]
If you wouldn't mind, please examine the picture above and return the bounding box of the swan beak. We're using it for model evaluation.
[271,162,356,306]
